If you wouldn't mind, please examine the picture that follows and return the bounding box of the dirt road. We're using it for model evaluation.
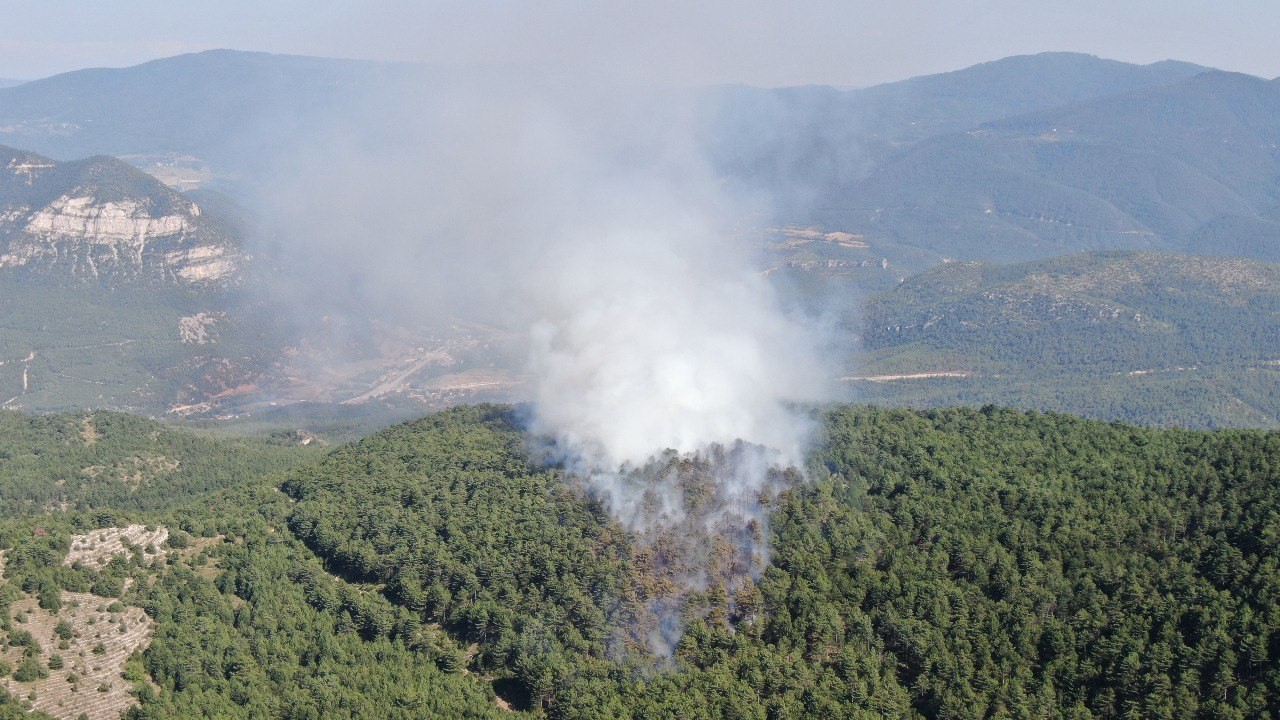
[341,351,450,404]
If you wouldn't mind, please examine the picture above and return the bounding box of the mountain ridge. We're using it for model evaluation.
[704,52,1215,207]
[821,69,1280,263]
[0,49,423,170]
[3,51,1279,428]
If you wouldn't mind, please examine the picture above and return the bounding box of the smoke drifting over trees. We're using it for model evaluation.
[246,66,834,644]
[246,66,834,637]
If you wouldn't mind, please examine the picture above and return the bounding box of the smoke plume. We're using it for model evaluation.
[248,66,833,652]
[525,185,825,468]
[506,84,830,654]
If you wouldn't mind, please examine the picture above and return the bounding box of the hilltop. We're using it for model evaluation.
[0,145,242,285]
[705,52,1211,215]
[0,50,416,170]
[822,71,1280,264]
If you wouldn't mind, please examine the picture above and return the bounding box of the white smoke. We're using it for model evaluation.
[510,120,829,655]
[527,221,825,470]
[248,66,833,652]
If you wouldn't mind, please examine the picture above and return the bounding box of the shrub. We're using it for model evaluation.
[13,656,48,682]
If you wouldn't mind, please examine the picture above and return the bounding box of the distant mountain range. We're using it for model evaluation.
[4,48,1273,269]
[714,53,1280,293]
[824,71,1280,264]
[0,50,415,170]
[706,52,1212,206]
[2,50,1279,428]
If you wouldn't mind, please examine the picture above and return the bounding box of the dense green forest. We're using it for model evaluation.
[0,404,1276,718]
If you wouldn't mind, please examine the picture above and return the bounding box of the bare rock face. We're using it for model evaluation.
[178,311,223,344]
[0,145,242,285]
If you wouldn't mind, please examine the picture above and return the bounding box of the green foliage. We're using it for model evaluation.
[856,251,1280,428]
[36,582,60,612]
[283,404,630,706]
[863,252,1280,373]
[784,405,1280,719]
[0,402,1277,718]
[128,526,508,719]
[0,275,282,414]
[7,628,40,657]
[0,408,317,518]
[0,687,53,718]
[13,655,48,682]
[274,403,1280,717]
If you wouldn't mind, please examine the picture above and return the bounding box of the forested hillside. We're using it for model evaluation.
[1,404,1273,718]
[0,409,316,516]
[852,251,1280,428]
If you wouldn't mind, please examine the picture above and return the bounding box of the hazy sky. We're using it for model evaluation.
[3,0,1277,86]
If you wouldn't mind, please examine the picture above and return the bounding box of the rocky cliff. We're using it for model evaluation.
[0,145,241,285]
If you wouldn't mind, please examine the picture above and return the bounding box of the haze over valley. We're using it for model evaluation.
[4,50,1280,430]
[1,7,1279,718]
